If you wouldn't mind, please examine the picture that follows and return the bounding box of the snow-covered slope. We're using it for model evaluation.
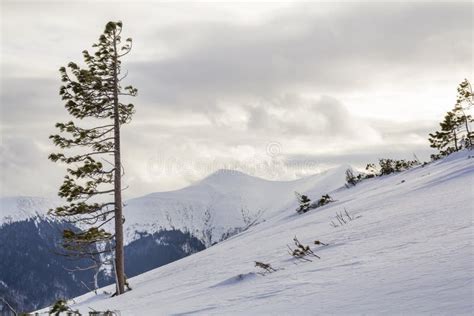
[123,166,348,245]
[52,151,473,315]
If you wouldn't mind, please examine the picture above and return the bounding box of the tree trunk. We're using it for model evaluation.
[453,128,459,151]
[464,116,470,135]
[112,30,125,295]
[459,109,471,147]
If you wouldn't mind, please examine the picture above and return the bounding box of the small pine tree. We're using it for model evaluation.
[49,300,69,315]
[345,168,358,187]
[317,194,334,207]
[295,192,311,214]
[429,111,462,155]
[364,158,419,176]
[429,79,473,158]
[377,159,391,175]
[379,158,395,175]
[454,79,473,148]
[365,163,377,178]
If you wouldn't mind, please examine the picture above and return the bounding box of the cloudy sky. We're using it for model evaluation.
[0,0,472,198]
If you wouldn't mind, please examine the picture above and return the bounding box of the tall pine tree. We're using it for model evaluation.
[429,110,461,156]
[429,79,474,158]
[454,79,473,148]
[49,21,136,295]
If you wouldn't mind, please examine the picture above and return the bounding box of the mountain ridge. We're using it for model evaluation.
[1,166,350,244]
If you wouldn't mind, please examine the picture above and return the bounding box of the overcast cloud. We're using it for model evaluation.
[0,1,472,198]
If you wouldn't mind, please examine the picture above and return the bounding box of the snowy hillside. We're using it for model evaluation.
[46,151,474,315]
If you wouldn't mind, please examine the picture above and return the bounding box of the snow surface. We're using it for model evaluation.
[39,151,474,315]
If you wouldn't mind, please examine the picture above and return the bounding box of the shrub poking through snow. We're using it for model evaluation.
[330,208,360,228]
[296,193,335,214]
[365,159,420,177]
[89,310,120,316]
[295,192,312,214]
[314,240,328,246]
[312,194,334,208]
[345,168,359,187]
[365,163,378,177]
[49,299,79,316]
[287,236,320,262]
[379,158,419,175]
[255,261,277,274]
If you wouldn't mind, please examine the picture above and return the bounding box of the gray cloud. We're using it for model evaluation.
[0,1,472,197]
[1,78,61,126]
[0,135,63,197]
[131,1,471,111]
[244,95,381,140]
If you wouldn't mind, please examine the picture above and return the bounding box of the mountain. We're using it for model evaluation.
[0,196,58,224]
[123,166,348,245]
[0,217,204,313]
[0,217,109,312]
[54,151,473,315]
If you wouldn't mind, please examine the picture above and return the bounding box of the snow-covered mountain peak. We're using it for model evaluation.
[195,169,272,189]
[0,196,58,225]
[200,169,251,180]
[122,165,349,245]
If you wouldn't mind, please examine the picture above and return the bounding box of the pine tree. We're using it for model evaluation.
[49,300,71,316]
[429,111,462,156]
[454,79,473,148]
[379,158,396,175]
[295,192,311,214]
[345,168,358,187]
[364,163,377,177]
[429,79,473,158]
[49,21,136,295]
[317,194,334,207]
